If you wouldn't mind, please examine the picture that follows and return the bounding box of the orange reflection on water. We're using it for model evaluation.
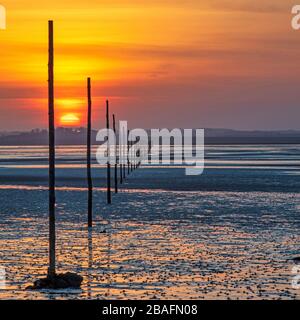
[0,188,299,300]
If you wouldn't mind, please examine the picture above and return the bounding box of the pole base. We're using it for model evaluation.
[26,272,83,290]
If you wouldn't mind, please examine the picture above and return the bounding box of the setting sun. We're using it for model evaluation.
[60,113,80,126]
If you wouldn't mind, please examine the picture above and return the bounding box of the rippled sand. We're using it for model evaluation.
[0,187,299,300]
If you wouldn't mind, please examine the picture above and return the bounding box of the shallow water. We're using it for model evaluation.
[0,145,299,299]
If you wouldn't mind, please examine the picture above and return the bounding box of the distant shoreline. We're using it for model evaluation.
[0,127,300,145]
[1,138,300,146]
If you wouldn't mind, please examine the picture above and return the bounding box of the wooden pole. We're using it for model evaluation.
[134,139,136,170]
[136,138,138,169]
[123,127,126,179]
[106,100,111,204]
[119,121,123,184]
[48,20,56,277]
[131,138,133,172]
[137,141,140,168]
[134,142,136,169]
[87,229,93,298]
[138,139,140,168]
[127,130,130,175]
[133,140,135,170]
[148,136,151,165]
[87,78,93,227]
[113,114,118,193]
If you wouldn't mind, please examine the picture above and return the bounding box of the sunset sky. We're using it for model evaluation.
[0,0,300,130]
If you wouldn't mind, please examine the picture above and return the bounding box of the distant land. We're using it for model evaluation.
[0,127,300,145]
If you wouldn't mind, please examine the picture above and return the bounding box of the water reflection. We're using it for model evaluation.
[0,157,299,299]
[87,228,93,299]
[106,225,112,298]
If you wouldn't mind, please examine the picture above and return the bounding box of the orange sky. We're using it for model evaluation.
[1,0,300,130]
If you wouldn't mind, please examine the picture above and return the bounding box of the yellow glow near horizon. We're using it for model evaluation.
[60,113,80,126]
[57,99,84,109]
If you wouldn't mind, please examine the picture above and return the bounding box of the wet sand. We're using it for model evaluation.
[0,186,299,299]
[0,145,299,299]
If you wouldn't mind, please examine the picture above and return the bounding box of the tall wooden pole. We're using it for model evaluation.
[87,228,93,298]
[123,127,126,179]
[131,138,133,172]
[113,114,118,193]
[119,121,123,184]
[137,139,139,168]
[106,100,112,204]
[127,130,130,175]
[133,142,135,170]
[133,140,136,170]
[48,20,56,277]
[135,138,138,169]
[87,78,93,227]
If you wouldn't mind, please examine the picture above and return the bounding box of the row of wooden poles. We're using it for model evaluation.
[48,21,141,277]
[87,86,141,228]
